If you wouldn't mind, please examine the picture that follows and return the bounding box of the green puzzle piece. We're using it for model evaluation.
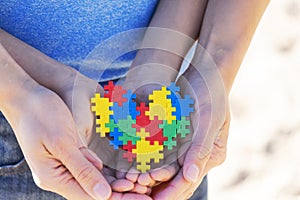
[118,116,140,145]
[160,120,178,150]
[177,117,191,138]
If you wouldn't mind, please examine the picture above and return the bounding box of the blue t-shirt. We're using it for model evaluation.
[0,0,158,81]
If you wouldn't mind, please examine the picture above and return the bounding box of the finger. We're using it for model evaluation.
[182,147,210,183]
[120,193,153,200]
[110,192,153,200]
[81,147,103,170]
[203,119,230,175]
[109,192,153,200]
[181,109,215,183]
[89,132,117,169]
[146,187,152,195]
[131,183,148,194]
[59,147,112,200]
[126,167,140,183]
[110,192,152,200]
[104,175,117,185]
[148,149,178,183]
[137,173,156,186]
[102,167,117,185]
[152,169,192,200]
[181,120,230,199]
[33,159,94,200]
[150,162,179,182]
[54,178,94,200]
[116,170,127,179]
[177,67,227,184]
[111,179,135,192]
[109,192,122,200]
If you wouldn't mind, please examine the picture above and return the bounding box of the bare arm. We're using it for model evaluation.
[0,43,37,111]
[196,0,270,92]
[0,29,79,97]
[132,0,207,67]
[153,0,270,199]
[0,43,111,200]
[126,0,208,87]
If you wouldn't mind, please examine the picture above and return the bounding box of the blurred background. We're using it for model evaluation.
[208,0,300,199]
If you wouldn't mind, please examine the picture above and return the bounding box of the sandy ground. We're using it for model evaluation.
[208,0,300,199]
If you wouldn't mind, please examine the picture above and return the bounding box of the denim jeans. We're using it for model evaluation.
[0,112,207,200]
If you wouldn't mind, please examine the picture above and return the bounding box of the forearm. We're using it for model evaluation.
[130,0,208,82]
[196,0,270,92]
[0,29,77,95]
[0,43,38,114]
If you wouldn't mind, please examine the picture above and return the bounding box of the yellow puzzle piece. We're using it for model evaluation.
[91,93,113,137]
[132,128,164,172]
[146,86,176,124]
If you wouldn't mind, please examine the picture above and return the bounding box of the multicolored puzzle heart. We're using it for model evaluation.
[90,81,194,172]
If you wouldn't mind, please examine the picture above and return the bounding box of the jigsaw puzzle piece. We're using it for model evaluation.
[118,116,140,145]
[177,116,191,138]
[91,93,113,137]
[109,128,123,150]
[122,141,136,162]
[133,129,164,172]
[179,95,194,117]
[160,120,179,150]
[104,81,115,100]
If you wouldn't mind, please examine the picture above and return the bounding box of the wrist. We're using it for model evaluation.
[130,49,182,84]
[0,45,40,111]
[192,43,239,94]
[0,72,39,119]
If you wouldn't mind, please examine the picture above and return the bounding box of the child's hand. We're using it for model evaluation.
[57,73,154,198]
[121,74,182,191]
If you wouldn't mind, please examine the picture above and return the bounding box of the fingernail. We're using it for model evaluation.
[186,164,199,183]
[93,183,110,200]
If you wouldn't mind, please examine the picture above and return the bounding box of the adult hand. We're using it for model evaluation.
[152,63,230,199]
[1,84,111,200]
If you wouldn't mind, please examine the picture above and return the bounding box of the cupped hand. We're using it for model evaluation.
[56,70,153,198]
[3,84,111,200]
[152,63,230,199]
[121,67,182,190]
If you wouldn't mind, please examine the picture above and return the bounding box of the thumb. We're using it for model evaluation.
[181,107,220,183]
[60,146,112,200]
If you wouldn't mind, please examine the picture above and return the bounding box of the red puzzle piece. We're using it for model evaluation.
[122,141,136,162]
[111,85,127,106]
[135,102,150,127]
[104,81,115,100]
[145,117,167,145]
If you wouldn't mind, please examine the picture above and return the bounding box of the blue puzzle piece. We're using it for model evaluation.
[167,83,182,120]
[111,102,130,122]
[124,90,140,119]
[167,83,180,104]
[179,95,194,117]
[123,89,134,100]
[109,128,123,149]
[172,99,182,120]
[167,82,180,93]
[129,102,140,120]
